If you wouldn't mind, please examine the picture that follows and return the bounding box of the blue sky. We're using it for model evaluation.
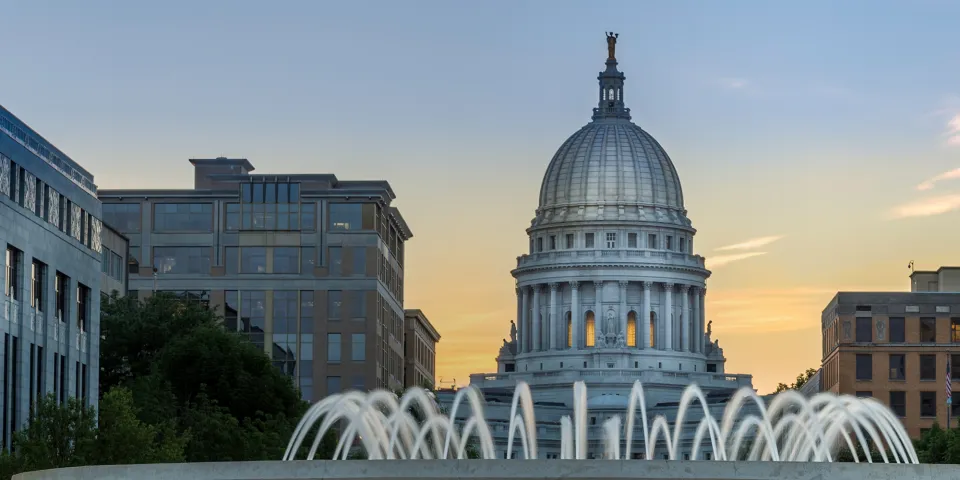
[3,0,960,391]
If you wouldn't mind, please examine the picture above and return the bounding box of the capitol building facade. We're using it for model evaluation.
[440,35,755,460]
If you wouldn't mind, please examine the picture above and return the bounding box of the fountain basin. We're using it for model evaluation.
[13,460,960,480]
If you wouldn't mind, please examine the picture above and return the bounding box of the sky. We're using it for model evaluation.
[2,0,960,394]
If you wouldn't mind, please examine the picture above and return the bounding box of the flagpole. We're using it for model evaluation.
[948,357,953,430]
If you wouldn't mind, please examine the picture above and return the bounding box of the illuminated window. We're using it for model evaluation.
[649,312,657,348]
[627,311,637,347]
[585,311,595,347]
[566,312,573,348]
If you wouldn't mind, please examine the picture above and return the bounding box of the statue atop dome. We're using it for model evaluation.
[606,32,619,60]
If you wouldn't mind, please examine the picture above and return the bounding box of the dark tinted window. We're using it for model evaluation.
[856,354,872,380]
[153,203,213,232]
[920,391,937,417]
[889,317,905,343]
[855,317,872,342]
[920,354,937,381]
[889,354,906,380]
[889,391,906,417]
[329,203,362,231]
[920,317,937,343]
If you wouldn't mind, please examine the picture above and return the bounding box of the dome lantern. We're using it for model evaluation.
[592,32,631,122]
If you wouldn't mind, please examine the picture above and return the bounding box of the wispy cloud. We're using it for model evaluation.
[889,193,960,219]
[917,167,960,190]
[718,77,749,89]
[946,114,960,146]
[706,252,767,269]
[715,235,785,251]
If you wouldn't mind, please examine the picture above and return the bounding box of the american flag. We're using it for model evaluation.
[948,360,953,403]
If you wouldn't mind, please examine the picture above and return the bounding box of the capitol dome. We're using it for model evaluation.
[467,34,751,462]
[538,123,684,213]
[532,42,689,228]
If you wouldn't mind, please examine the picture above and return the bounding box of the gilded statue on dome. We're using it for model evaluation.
[606,32,619,60]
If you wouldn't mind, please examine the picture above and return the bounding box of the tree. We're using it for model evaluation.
[11,394,96,472]
[92,387,187,465]
[1,388,188,480]
[773,368,818,394]
[100,292,311,462]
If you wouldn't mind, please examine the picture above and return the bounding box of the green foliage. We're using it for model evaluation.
[12,394,97,472]
[773,367,818,394]
[3,292,332,479]
[93,388,188,465]
[99,293,310,462]
[837,424,960,464]
[2,389,188,479]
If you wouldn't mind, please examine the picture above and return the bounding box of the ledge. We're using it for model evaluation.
[14,460,960,480]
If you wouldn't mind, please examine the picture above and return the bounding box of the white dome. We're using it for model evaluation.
[538,121,684,213]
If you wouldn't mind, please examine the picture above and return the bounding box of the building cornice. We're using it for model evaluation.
[526,219,697,235]
[511,262,711,278]
[404,309,440,342]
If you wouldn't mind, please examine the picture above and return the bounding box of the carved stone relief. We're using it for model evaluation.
[842,320,852,340]
[90,217,102,253]
[70,204,81,240]
[0,155,9,196]
[47,188,59,228]
[876,319,886,341]
[23,171,36,213]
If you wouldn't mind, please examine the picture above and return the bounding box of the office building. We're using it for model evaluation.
[820,265,960,438]
[0,104,102,448]
[99,221,129,298]
[403,309,439,389]
[97,157,414,401]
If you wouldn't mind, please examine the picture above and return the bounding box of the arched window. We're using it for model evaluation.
[608,88,615,101]
[617,88,621,101]
[585,311,596,347]
[649,312,657,348]
[627,311,637,347]
[566,312,573,348]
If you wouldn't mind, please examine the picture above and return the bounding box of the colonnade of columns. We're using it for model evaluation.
[515,280,706,354]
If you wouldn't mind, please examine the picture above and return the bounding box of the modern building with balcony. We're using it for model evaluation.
[0,104,102,449]
[403,309,439,389]
[97,157,413,401]
[819,265,960,438]
[450,35,755,459]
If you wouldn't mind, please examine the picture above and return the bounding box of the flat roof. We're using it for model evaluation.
[404,309,441,342]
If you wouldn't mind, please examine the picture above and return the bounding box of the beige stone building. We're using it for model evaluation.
[820,266,960,438]
[403,309,439,389]
[97,157,417,401]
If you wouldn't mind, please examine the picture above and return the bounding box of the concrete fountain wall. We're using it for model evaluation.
[13,459,960,480]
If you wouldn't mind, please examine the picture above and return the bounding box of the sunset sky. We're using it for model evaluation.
[3,1,960,394]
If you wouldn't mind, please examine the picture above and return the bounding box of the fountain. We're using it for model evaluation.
[21,381,960,479]
[284,380,918,464]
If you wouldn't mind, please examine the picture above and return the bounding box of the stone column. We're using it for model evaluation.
[663,283,674,351]
[549,283,559,350]
[691,286,700,354]
[571,282,580,349]
[618,281,628,345]
[699,288,707,353]
[516,287,523,353]
[680,285,690,352]
[521,287,530,354]
[594,281,603,343]
[641,282,652,350]
[532,285,541,352]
